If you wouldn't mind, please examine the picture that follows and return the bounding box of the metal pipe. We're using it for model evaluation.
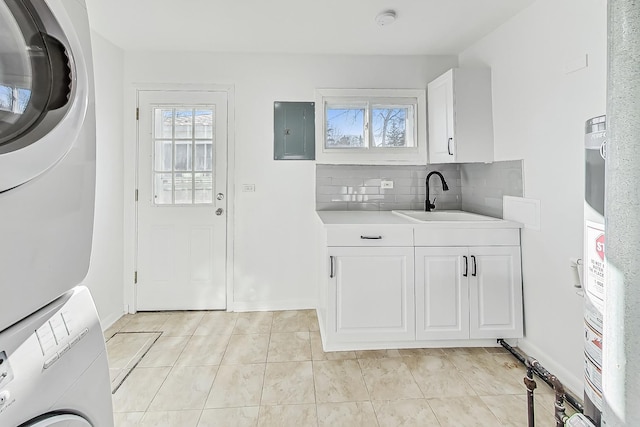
[524,357,537,427]
[497,339,585,414]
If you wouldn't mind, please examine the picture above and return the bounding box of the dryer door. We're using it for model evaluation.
[0,0,88,192]
[21,413,91,427]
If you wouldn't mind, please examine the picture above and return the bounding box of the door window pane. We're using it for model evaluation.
[174,141,192,171]
[194,109,213,138]
[152,107,214,205]
[372,106,413,148]
[325,106,365,149]
[154,140,172,171]
[195,172,213,204]
[174,173,193,204]
[154,173,173,204]
[174,109,193,138]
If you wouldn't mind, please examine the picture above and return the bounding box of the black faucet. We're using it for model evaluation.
[425,171,449,211]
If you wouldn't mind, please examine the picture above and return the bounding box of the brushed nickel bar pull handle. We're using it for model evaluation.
[329,256,335,278]
[360,235,382,240]
[471,255,477,277]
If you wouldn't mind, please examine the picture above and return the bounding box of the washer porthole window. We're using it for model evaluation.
[0,0,73,153]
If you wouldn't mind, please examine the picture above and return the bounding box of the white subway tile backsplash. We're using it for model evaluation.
[316,161,523,214]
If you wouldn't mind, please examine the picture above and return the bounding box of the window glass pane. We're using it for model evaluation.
[175,141,192,171]
[194,109,213,138]
[154,108,173,139]
[174,108,193,138]
[154,173,173,205]
[195,142,213,171]
[194,172,213,204]
[372,106,413,148]
[174,173,193,204]
[325,107,365,149]
[154,140,172,171]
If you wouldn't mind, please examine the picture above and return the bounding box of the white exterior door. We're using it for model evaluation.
[415,247,469,340]
[136,90,228,310]
[328,247,415,342]
[469,246,523,339]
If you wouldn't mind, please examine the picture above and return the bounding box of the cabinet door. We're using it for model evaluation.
[415,247,469,340]
[427,70,455,164]
[328,247,415,342]
[469,246,523,339]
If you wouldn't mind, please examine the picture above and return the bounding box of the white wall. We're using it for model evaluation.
[459,0,607,393]
[123,53,457,311]
[84,31,126,327]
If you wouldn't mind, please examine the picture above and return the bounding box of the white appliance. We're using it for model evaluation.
[583,115,605,426]
[0,0,96,332]
[0,286,113,426]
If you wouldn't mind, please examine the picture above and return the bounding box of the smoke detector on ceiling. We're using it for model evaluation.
[375,10,397,27]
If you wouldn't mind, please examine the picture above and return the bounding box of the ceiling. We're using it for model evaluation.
[86,0,535,55]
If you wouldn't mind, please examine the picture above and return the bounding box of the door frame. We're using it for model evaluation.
[123,83,236,313]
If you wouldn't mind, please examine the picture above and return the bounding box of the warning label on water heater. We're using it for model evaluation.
[585,221,605,309]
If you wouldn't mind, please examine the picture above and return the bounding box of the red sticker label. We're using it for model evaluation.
[596,234,605,260]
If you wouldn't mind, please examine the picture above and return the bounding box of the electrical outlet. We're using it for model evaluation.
[242,184,255,192]
[380,180,394,189]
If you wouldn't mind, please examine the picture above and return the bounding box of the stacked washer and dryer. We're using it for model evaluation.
[0,0,113,426]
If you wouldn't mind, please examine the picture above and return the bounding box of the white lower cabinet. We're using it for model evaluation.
[415,246,523,341]
[328,246,415,342]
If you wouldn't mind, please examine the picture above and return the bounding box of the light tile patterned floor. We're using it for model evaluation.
[105,310,561,427]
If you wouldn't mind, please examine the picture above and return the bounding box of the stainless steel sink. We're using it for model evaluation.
[392,210,500,222]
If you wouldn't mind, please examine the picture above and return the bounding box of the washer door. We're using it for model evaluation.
[21,413,91,427]
[0,0,88,192]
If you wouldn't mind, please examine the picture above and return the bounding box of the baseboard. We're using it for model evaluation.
[230,299,318,312]
[517,338,584,397]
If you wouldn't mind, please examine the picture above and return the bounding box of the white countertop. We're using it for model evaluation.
[316,210,523,229]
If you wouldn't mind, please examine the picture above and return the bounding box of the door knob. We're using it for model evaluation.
[215,208,224,216]
[216,193,225,200]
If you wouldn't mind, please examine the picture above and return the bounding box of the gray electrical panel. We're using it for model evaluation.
[274,101,315,160]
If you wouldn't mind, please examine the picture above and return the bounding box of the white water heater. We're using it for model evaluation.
[583,115,605,426]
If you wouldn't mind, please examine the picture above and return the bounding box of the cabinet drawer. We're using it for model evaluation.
[414,228,519,246]
[327,227,414,247]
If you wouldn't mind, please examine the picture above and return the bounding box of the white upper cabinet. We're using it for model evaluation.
[427,68,494,163]
[315,89,428,165]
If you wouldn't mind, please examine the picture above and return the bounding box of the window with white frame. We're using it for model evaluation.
[316,89,426,164]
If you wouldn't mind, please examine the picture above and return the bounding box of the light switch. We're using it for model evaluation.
[381,180,394,189]
[242,184,255,192]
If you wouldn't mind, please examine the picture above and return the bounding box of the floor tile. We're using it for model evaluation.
[358,358,423,400]
[198,407,260,427]
[317,402,378,427]
[271,310,311,332]
[138,336,189,367]
[373,399,441,427]
[113,412,144,427]
[222,334,270,365]
[414,370,477,398]
[428,396,502,427]
[104,315,133,340]
[398,348,445,357]
[310,332,356,361]
[175,335,229,366]
[194,312,237,336]
[267,332,311,362]
[258,404,317,427]
[313,359,369,403]
[148,365,218,411]
[205,364,266,408]
[119,312,172,332]
[233,311,273,334]
[481,394,557,427]
[442,347,489,356]
[107,332,159,370]
[308,310,320,332]
[261,361,315,405]
[139,410,201,427]
[460,365,526,396]
[355,349,402,359]
[161,312,205,336]
[112,367,171,412]
[402,354,455,373]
